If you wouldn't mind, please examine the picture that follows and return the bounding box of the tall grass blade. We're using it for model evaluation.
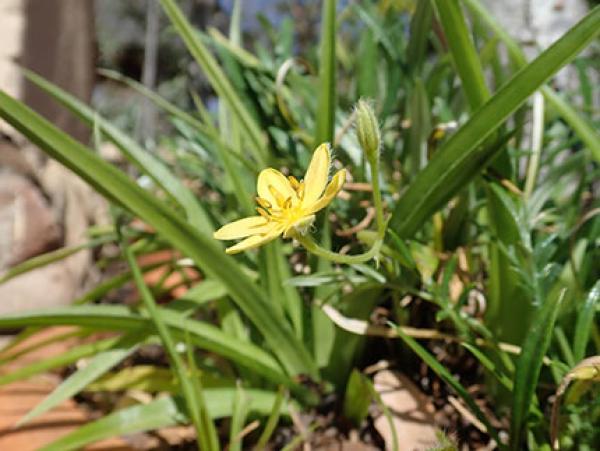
[314,0,337,145]
[433,0,489,109]
[0,306,292,387]
[124,240,206,450]
[40,389,288,451]
[17,333,142,426]
[510,290,565,449]
[573,281,600,363]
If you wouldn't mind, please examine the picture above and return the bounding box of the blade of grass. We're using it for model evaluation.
[510,290,566,449]
[0,235,114,285]
[0,305,292,388]
[184,328,220,450]
[159,0,267,166]
[0,336,121,387]
[433,0,489,109]
[406,0,433,76]
[573,281,600,364]
[228,383,250,451]
[41,389,289,451]
[0,329,88,365]
[17,332,142,426]
[314,0,337,146]
[389,6,600,236]
[123,237,208,451]
[0,91,317,378]
[256,386,286,449]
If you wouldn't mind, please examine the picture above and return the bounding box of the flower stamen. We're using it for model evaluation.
[255,196,272,209]
[268,185,287,207]
[288,175,300,189]
[256,207,270,219]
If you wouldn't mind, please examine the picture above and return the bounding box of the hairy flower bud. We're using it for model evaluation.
[355,99,380,163]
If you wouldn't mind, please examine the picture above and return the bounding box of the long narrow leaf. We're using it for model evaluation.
[314,0,337,145]
[510,290,565,449]
[124,240,205,449]
[572,281,600,369]
[40,390,289,451]
[433,0,489,109]
[0,336,121,387]
[0,305,292,388]
[17,333,142,426]
[0,236,113,285]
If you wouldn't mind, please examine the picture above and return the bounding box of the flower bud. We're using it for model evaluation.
[355,99,380,163]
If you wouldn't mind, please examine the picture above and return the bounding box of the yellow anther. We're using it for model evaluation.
[288,175,300,189]
[256,207,271,219]
[268,185,286,207]
[283,196,292,209]
[297,181,305,199]
[255,196,272,209]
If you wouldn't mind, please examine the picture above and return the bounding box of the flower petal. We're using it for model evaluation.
[225,226,284,254]
[303,143,330,205]
[257,168,297,208]
[213,216,270,240]
[305,168,346,215]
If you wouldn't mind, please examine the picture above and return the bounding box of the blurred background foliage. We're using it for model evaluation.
[0,0,598,449]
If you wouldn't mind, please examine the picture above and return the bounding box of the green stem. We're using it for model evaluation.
[292,231,382,264]
[368,155,386,238]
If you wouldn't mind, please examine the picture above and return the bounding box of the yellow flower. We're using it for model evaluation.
[214,143,346,254]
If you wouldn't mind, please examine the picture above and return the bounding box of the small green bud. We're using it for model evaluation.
[355,99,380,163]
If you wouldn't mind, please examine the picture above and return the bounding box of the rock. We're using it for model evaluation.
[0,172,60,267]
[373,369,439,451]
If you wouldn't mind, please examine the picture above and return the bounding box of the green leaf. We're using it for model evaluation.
[87,365,177,392]
[0,305,291,388]
[0,91,316,378]
[159,0,267,166]
[406,0,433,76]
[343,369,372,425]
[510,290,565,449]
[256,386,286,449]
[314,0,337,145]
[389,6,600,237]
[124,240,206,447]
[17,333,141,426]
[573,281,600,364]
[0,236,114,285]
[229,384,250,451]
[0,336,121,387]
[433,0,489,110]
[40,390,289,451]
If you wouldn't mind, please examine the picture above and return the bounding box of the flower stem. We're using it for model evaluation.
[368,155,386,238]
[292,231,383,264]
